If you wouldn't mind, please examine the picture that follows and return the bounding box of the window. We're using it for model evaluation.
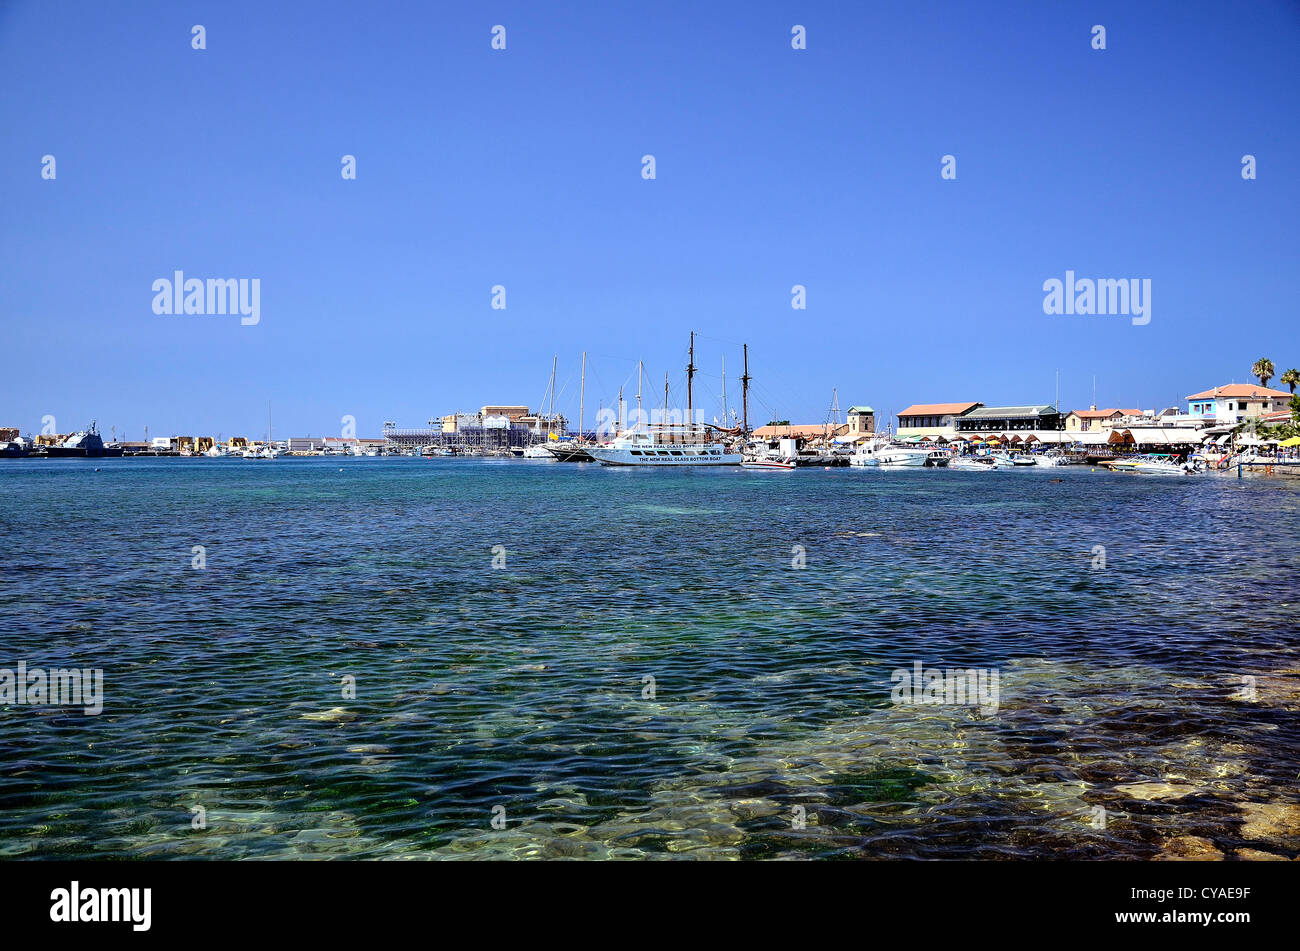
[669,450,683,456]
[630,450,642,456]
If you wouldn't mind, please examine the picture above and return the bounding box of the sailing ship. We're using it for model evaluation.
[546,351,596,462]
[587,333,743,467]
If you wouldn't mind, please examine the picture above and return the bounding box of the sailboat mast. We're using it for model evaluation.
[637,360,643,421]
[579,351,586,441]
[741,344,751,434]
[721,355,728,426]
[550,355,557,435]
[686,331,696,425]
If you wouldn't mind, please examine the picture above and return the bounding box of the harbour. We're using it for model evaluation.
[3,0,1299,902]
[2,454,1298,860]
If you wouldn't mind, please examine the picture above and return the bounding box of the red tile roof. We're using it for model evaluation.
[1185,383,1291,400]
[897,402,981,418]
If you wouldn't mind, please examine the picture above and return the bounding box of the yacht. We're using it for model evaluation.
[546,440,596,463]
[850,440,945,467]
[523,443,556,459]
[588,422,741,466]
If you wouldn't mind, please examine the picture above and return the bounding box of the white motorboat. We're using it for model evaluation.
[741,457,796,470]
[850,440,944,467]
[523,444,554,459]
[949,456,998,471]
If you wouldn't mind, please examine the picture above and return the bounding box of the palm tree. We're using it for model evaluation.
[1252,357,1275,388]
[1281,368,1300,393]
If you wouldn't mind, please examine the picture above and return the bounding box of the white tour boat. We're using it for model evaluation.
[588,422,741,466]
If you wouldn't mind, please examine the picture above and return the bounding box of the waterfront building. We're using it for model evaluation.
[955,405,1065,435]
[480,405,530,422]
[846,406,875,438]
[1064,408,1144,432]
[751,423,846,442]
[1107,427,1208,452]
[1185,384,1291,422]
[896,402,981,439]
[0,427,17,442]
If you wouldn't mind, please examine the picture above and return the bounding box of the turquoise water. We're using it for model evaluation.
[1,457,1298,859]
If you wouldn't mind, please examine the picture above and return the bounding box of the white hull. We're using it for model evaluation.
[878,452,930,467]
[590,446,741,466]
[1108,461,1195,476]
[852,448,940,467]
[741,459,796,470]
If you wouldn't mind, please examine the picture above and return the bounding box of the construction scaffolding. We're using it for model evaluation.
[382,425,536,451]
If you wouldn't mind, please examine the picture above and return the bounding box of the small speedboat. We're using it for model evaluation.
[741,458,796,470]
[949,456,998,471]
[1105,457,1196,475]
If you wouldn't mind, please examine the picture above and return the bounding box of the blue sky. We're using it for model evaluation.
[2,0,1297,439]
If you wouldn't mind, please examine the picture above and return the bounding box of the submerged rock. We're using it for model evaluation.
[1155,835,1223,861]
[1114,782,1198,802]
[1239,802,1300,847]
[1233,847,1289,861]
[299,706,357,723]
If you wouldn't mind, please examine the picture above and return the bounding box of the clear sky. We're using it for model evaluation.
[2,0,1297,440]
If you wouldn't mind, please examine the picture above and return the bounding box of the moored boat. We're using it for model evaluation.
[588,422,741,466]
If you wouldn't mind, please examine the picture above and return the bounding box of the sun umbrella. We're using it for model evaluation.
[1280,436,1300,447]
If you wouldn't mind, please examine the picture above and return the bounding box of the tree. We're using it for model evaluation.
[1281,368,1300,393]
[1252,357,1275,387]
[1291,394,1300,423]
